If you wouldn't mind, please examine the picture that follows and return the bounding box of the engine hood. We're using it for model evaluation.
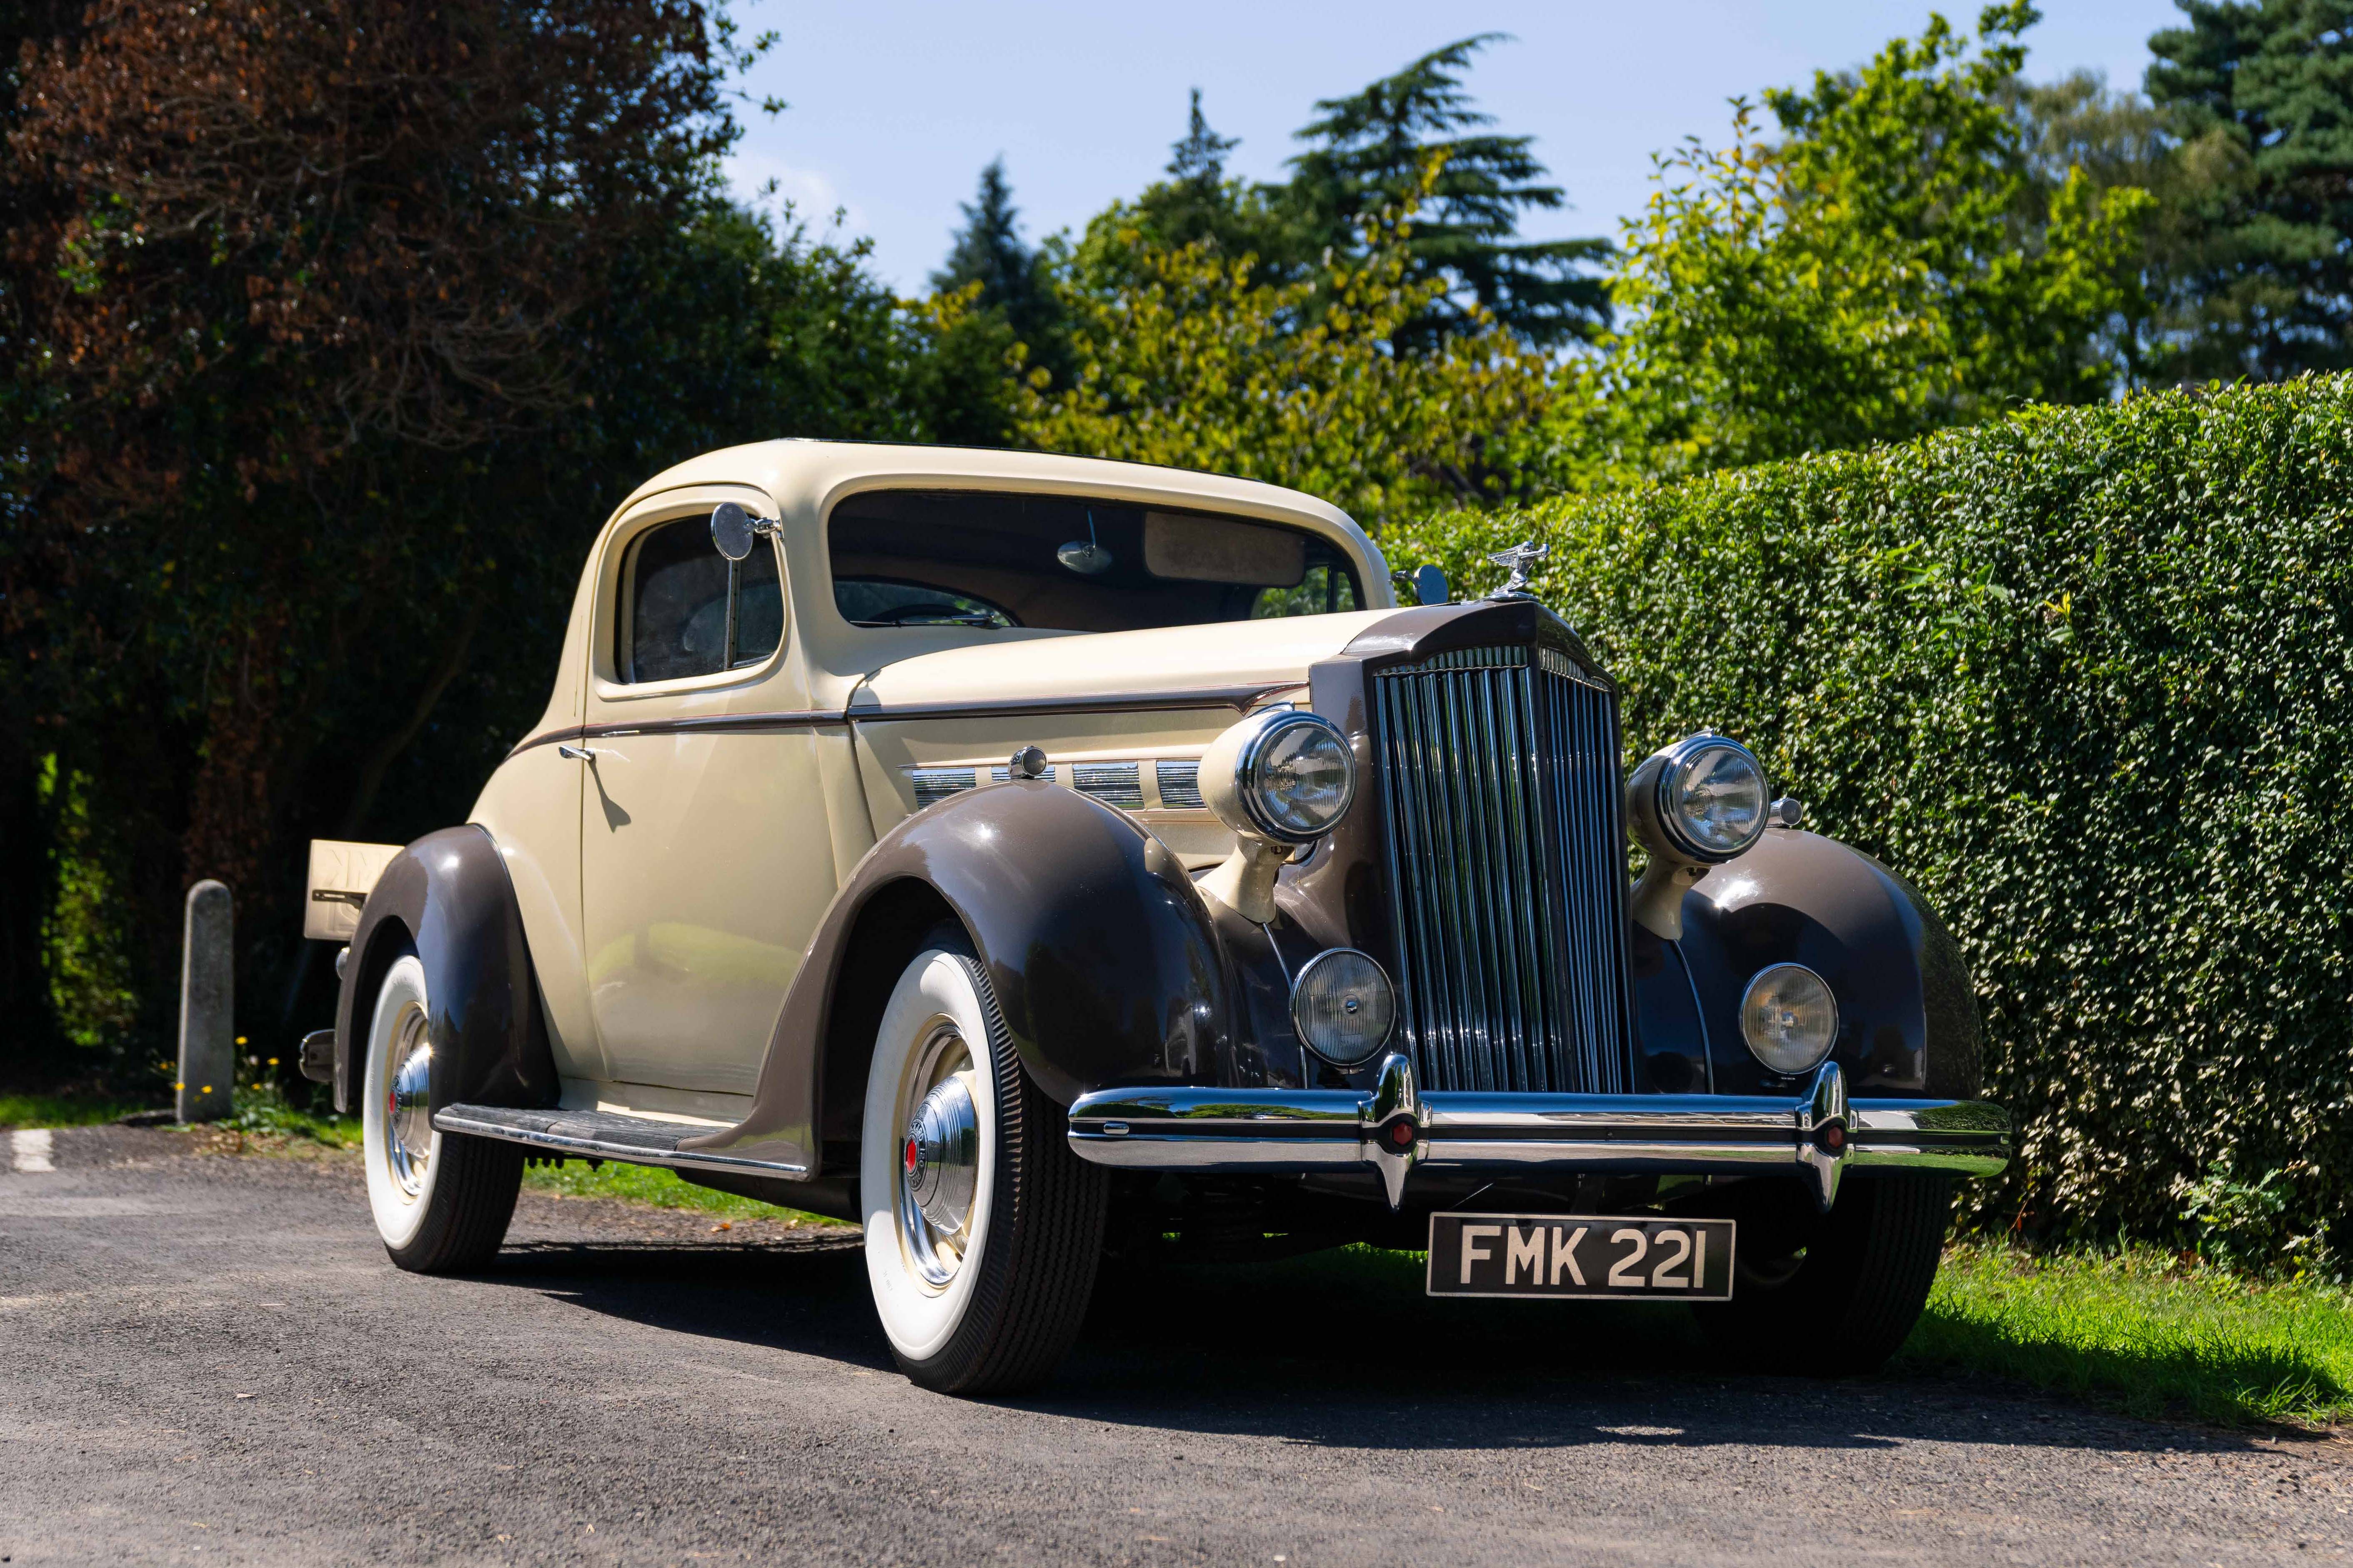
[846,608,1399,714]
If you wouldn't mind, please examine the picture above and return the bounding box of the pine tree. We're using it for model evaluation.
[934,158,1066,385]
[1129,90,1292,264]
[1282,35,1610,350]
[2146,0,2353,379]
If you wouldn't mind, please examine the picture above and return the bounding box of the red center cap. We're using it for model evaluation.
[904,1137,919,1174]
[1387,1120,1416,1150]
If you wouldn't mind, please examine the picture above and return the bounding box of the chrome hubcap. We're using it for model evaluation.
[896,1024,979,1288]
[385,1015,433,1199]
[905,1076,978,1235]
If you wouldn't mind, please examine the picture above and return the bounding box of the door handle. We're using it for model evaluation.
[558,744,601,762]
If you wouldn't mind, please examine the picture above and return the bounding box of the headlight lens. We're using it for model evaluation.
[1291,948,1395,1066]
[1237,712,1356,841]
[1657,738,1768,860]
[1740,963,1839,1075]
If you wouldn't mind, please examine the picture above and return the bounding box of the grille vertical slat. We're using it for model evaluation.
[1373,643,1632,1095]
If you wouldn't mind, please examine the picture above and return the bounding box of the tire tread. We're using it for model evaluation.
[896,949,1106,1395]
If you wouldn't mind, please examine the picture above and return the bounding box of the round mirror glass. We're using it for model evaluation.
[711,501,756,562]
[1056,539,1113,575]
[1412,563,1449,606]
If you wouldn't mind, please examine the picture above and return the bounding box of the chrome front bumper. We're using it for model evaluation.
[1065,1058,2009,1212]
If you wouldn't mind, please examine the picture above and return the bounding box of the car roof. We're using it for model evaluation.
[617,439,1367,541]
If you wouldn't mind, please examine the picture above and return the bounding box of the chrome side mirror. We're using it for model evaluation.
[711,501,770,562]
[1393,563,1449,605]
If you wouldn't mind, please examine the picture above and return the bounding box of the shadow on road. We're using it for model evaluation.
[461,1234,2323,1462]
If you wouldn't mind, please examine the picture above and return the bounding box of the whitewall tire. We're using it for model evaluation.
[861,942,1106,1393]
[360,953,522,1272]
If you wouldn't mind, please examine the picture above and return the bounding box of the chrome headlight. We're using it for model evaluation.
[1291,948,1395,1065]
[1740,963,1839,1075]
[1204,710,1357,844]
[1653,735,1768,862]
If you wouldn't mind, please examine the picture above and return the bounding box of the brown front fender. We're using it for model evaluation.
[683,779,1238,1177]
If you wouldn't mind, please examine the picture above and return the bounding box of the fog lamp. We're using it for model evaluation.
[1740,963,1839,1075]
[1290,948,1395,1066]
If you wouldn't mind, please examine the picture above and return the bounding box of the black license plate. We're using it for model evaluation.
[1426,1213,1735,1300]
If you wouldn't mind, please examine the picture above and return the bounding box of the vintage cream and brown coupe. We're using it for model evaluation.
[300,440,2010,1393]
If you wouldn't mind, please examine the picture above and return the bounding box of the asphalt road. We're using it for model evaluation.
[3,1125,2347,1567]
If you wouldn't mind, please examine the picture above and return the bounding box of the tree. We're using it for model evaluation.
[2146,0,2353,379]
[1123,90,1294,265]
[1595,4,2152,476]
[0,1,1005,1090]
[1018,189,1575,529]
[1282,35,1612,350]
[934,158,1067,390]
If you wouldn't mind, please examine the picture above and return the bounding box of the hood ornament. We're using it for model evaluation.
[1487,540,1548,599]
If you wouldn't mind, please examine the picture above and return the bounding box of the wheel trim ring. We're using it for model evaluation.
[383,1008,433,1200]
[896,1020,978,1291]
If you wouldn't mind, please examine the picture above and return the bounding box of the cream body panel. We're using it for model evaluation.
[579,485,839,1096]
[851,711,1239,855]
[846,610,1379,852]
[812,723,879,887]
[849,608,1386,712]
[468,560,598,1080]
[473,750,597,1080]
[556,1077,756,1126]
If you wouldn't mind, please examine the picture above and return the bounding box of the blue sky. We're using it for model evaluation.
[725,2,2187,293]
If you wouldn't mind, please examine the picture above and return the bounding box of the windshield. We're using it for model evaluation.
[828,490,1363,634]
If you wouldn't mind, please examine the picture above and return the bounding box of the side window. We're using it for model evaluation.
[622,515,783,683]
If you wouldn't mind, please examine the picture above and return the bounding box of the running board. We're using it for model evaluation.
[432,1104,810,1178]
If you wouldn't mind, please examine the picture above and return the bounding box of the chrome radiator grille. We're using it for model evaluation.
[1371,643,1634,1093]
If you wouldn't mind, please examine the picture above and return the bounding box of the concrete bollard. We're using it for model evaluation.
[177,880,234,1123]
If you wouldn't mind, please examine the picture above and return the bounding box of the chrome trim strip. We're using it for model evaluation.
[911,767,979,808]
[848,683,1285,724]
[506,710,847,759]
[1156,759,1205,810]
[1066,1060,2010,1210]
[433,1105,811,1179]
[506,682,1291,760]
[1070,760,1145,809]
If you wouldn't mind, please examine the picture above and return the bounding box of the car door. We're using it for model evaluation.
[575,490,838,1100]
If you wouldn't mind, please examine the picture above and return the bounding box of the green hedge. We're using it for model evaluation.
[1392,377,2353,1268]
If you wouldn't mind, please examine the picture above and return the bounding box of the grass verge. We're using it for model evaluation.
[1904,1239,2353,1429]
[1106,1238,2352,1431]
[0,1093,155,1128]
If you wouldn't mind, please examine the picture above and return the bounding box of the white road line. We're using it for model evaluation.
[12,1128,55,1173]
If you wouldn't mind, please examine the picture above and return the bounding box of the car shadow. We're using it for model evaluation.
[479,1235,894,1370]
[466,1234,2325,1460]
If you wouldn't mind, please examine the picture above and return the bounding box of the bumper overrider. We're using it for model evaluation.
[1065,1057,2009,1212]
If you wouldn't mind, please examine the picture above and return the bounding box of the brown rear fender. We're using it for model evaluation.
[332,825,560,1118]
[683,779,1239,1178]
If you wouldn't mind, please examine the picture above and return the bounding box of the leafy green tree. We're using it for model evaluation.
[2146,0,2353,379]
[1282,35,1612,350]
[1019,191,1575,528]
[934,158,1068,390]
[1596,4,2152,476]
